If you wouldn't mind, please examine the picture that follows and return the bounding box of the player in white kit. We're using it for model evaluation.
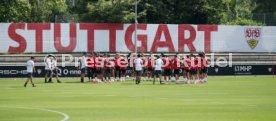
[79,52,88,83]
[51,56,61,83]
[45,55,53,83]
[153,55,164,84]
[134,54,143,84]
[24,57,36,87]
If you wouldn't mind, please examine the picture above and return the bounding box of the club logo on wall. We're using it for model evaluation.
[245,28,262,49]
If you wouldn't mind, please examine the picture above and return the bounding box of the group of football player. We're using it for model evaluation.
[24,52,208,87]
[78,52,208,84]
[24,54,61,87]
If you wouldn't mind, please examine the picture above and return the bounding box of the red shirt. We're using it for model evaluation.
[201,57,208,69]
[148,57,154,68]
[87,56,95,69]
[114,57,120,67]
[142,57,146,68]
[162,57,166,63]
[173,57,181,70]
[164,57,172,70]
[104,58,113,70]
[119,57,128,70]
[129,55,136,68]
[184,58,191,70]
[95,56,103,69]
[192,58,199,70]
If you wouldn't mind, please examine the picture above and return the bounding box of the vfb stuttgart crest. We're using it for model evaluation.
[245,28,261,49]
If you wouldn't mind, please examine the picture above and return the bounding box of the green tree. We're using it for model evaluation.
[73,0,231,24]
[72,0,144,23]
[225,0,263,25]
[0,0,267,25]
[254,0,276,13]
[0,0,68,22]
[140,0,230,24]
[29,0,68,22]
[0,0,31,22]
[253,0,276,25]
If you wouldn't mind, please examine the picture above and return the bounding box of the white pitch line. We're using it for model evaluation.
[1,106,69,121]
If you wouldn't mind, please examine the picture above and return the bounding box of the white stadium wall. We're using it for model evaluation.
[0,23,275,53]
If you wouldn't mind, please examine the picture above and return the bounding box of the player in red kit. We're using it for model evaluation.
[163,55,173,83]
[119,55,128,82]
[114,53,121,81]
[183,55,191,84]
[130,53,137,80]
[94,53,104,82]
[141,53,147,81]
[190,54,199,84]
[199,52,208,83]
[87,53,96,82]
[147,53,155,80]
[173,54,181,84]
[104,54,113,82]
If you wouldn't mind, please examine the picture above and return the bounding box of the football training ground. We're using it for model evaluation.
[0,76,276,121]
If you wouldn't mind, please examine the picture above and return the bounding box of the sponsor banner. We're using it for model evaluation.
[0,23,276,53]
[209,65,275,75]
[0,66,80,78]
[0,65,275,78]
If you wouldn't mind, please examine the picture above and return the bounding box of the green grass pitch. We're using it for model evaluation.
[0,76,276,121]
